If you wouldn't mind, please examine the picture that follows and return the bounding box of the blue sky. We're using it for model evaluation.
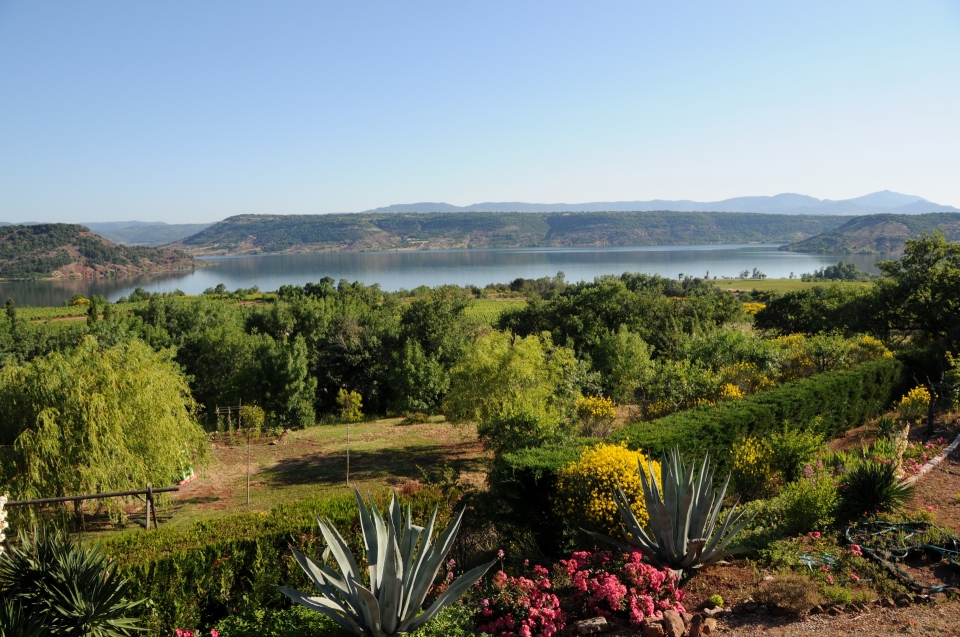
[1,1,958,223]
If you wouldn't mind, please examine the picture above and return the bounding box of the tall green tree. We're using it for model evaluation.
[876,232,960,348]
[0,336,207,503]
[444,331,582,454]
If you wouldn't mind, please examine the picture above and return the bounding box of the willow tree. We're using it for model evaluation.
[0,336,207,504]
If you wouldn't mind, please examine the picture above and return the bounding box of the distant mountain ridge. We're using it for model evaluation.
[781,213,960,255]
[170,211,850,256]
[0,224,203,280]
[0,220,214,247]
[367,191,958,216]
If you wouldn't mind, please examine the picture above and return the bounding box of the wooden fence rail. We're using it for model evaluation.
[5,484,179,530]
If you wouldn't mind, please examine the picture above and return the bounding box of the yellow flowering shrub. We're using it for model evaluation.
[555,443,660,536]
[742,302,766,315]
[896,386,930,424]
[575,395,617,437]
[731,436,774,501]
[719,383,744,400]
[849,335,893,364]
[719,361,775,396]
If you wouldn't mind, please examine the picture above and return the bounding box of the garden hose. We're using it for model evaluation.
[845,521,960,594]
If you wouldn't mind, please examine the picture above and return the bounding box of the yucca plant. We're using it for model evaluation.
[840,459,915,519]
[280,488,494,636]
[588,448,754,573]
[0,528,144,636]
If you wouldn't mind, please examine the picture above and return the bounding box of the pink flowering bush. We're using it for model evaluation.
[558,550,685,626]
[472,564,566,637]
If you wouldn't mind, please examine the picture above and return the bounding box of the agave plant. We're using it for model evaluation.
[588,448,754,573]
[280,488,494,636]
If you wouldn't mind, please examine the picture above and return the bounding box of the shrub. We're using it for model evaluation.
[754,574,821,615]
[773,473,838,535]
[895,386,930,424]
[489,440,597,557]
[575,395,617,438]
[840,460,915,519]
[707,594,724,609]
[768,426,825,484]
[557,550,685,626]
[555,443,658,536]
[731,437,774,501]
[472,565,565,636]
[612,357,906,474]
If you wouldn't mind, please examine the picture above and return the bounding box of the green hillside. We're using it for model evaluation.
[780,212,960,254]
[172,211,851,255]
[0,224,203,280]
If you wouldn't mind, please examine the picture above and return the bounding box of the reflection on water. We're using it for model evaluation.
[0,245,888,307]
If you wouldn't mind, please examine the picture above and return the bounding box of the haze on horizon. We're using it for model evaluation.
[1,1,958,224]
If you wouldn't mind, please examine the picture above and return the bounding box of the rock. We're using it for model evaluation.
[828,604,844,616]
[661,610,685,637]
[641,617,665,637]
[575,617,609,635]
[895,595,912,607]
[763,575,774,581]
[809,605,823,615]
[702,607,727,618]
[690,617,718,637]
[269,439,279,445]
[881,597,895,608]
[682,613,695,628]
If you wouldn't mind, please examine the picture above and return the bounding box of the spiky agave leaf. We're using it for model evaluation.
[589,448,755,574]
[281,488,494,636]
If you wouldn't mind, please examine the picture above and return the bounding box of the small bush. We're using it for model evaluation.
[821,585,853,606]
[707,594,724,609]
[896,386,930,424]
[769,426,824,483]
[754,574,821,615]
[840,460,915,519]
[557,550,686,626]
[732,437,774,501]
[575,395,617,438]
[774,473,838,535]
[555,443,659,536]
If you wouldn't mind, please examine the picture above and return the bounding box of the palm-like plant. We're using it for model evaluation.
[0,529,144,636]
[280,488,494,636]
[841,459,915,518]
[589,448,754,573]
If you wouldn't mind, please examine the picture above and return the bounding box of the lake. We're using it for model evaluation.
[0,244,888,307]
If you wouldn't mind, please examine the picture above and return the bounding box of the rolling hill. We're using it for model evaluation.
[171,211,852,255]
[0,224,204,280]
[780,213,960,254]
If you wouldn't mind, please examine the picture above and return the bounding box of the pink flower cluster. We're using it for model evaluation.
[474,565,566,637]
[559,550,685,627]
[807,531,821,540]
[174,631,218,637]
[849,543,863,558]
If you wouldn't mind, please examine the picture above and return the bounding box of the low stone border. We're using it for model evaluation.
[902,429,960,486]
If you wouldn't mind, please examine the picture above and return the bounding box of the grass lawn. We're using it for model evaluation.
[161,416,486,529]
[713,278,874,294]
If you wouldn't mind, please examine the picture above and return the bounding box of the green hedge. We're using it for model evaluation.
[610,356,906,468]
[97,488,454,635]
[492,356,907,557]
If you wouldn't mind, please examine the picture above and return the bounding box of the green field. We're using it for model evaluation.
[155,416,485,530]
[713,278,873,294]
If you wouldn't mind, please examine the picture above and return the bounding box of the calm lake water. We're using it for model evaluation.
[0,245,888,307]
